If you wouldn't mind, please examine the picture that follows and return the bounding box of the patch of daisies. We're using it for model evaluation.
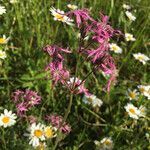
[25,123,57,148]
[124,85,149,120]
[0,5,9,65]
[109,3,149,66]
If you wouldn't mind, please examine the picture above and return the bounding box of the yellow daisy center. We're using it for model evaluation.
[87,97,93,103]
[44,127,54,138]
[34,129,43,138]
[129,108,136,114]
[55,14,65,21]
[104,140,111,145]
[2,116,10,124]
[138,56,144,60]
[112,46,118,51]
[0,53,5,57]
[129,92,136,99]
[0,38,6,44]
[139,87,145,93]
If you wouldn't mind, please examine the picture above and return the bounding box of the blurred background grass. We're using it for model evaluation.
[0,0,150,149]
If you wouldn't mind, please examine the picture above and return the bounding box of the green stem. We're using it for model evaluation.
[53,93,73,150]
[1,128,7,150]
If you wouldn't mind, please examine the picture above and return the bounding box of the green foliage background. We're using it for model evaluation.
[0,0,149,149]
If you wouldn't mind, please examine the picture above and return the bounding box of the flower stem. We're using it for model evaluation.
[53,93,73,150]
[1,128,7,150]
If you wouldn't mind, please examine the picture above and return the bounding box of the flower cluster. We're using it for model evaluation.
[47,7,120,92]
[26,123,57,148]
[45,114,71,134]
[124,84,149,120]
[123,4,136,22]
[12,89,41,116]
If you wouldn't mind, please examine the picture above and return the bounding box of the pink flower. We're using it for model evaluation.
[67,77,90,95]
[12,90,24,103]
[67,9,94,27]
[23,89,41,107]
[105,68,118,92]
[12,89,41,116]
[45,115,71,134]
[46,61,70,86]
[16,102,28,116]
[43,45,71,61]
[91,14,114,43]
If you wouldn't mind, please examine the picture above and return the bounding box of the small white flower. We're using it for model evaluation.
[125,11,136,21]
[123,4,131,10]
[0,5,6,15]
[127,89,139,100]
[100,137,113,150]
[133,53,149,65]
[109,43,122,54]
[83,94,103,108]
[139,105,146,117]
[125,33,136,41]
[27,123,45,148]
[0,35,9,44]
[0,109,17,128]
[50,7,73,25]
[0,50,7,59]
[124,103,141,119]
[67,4,78,10]
[137,85,150,99]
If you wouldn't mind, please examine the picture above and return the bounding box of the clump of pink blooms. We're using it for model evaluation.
[12,89,41,116]
[44,8,120,93]
[45,114,71,134]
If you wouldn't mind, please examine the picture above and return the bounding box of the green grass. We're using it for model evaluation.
[0,0,150,149]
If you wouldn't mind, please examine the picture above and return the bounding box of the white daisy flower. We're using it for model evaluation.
[27,123,45,148]
[0,5,6,15]
[100,137,113,150]
[133,53,149,65]
[0,50,7,59]
[125,11,136,21]
[124,103,141,119]
[123,4,131,10]
[137,85,150,99]
[50,7,73,25]
[83,94,103,108]
[127,89,139,100]
[67,4,78,10]
[139,105,146,117]
[125,33,136,41]
[0,35,9,44]
[109,43,122,54]
[0,109,17,128]
[44,125,57,139]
